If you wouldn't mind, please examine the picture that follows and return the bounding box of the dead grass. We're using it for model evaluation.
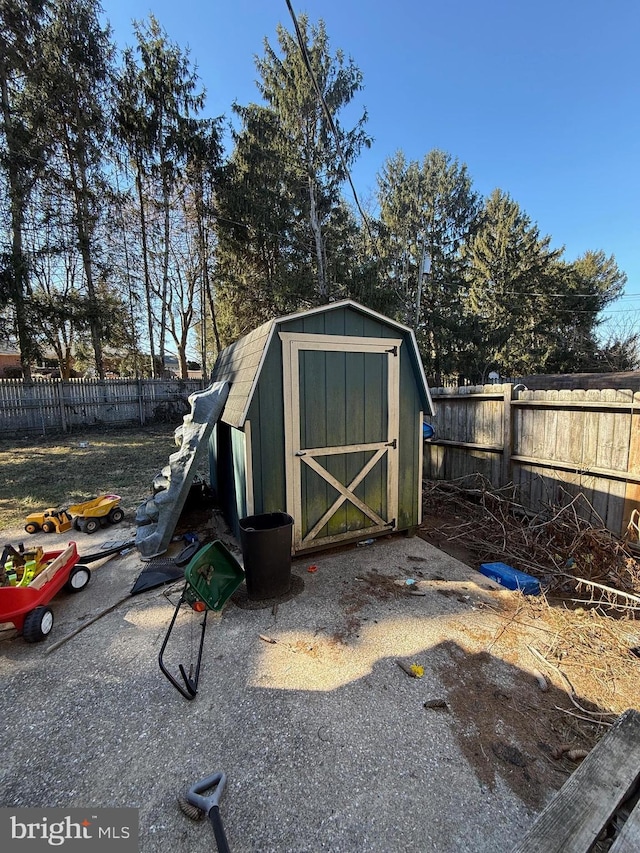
[519,595,640,717]
[0,425,181,530]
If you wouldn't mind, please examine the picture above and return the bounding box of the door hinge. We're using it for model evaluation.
[385,438,397,449]
[295,450,306,457]
[387,518,396,528]
[386,346,398,356]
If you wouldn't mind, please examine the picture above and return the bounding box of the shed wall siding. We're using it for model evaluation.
[398,352,423,529]
[210,422,237,534]
[210,422,250,538]
[246,335,287,515]
[284,308,398,340]
[231,426,248,526]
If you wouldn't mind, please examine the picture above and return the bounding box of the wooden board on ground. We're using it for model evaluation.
[511,709,640,853]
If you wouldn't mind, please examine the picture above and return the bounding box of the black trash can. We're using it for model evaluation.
[239,512,294,601]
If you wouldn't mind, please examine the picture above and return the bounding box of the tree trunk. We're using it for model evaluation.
[195,173,220,357]
[135,164,156,378]
[63,124,104,380]
[199,276,207,378]
[9,203,33,381]
[0,72,35,380]
[204,279,220,355]
[308,173,327,302]
[158,136,171,375]
[116,169,139,377]
[177,341,188,379]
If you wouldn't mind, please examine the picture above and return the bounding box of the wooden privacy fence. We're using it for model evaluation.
[424,383,640,538]
[0,377,206,436]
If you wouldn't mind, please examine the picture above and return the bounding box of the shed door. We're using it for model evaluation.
[280,333,401,552]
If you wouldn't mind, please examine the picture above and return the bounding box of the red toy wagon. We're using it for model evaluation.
[0,542,90,642]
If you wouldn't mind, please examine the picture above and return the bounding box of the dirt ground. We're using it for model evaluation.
[419,504,640,812]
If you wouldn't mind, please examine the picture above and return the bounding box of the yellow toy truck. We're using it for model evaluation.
[24,495,124,535]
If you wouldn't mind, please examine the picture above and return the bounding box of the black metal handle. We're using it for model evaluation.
[208,805,230,853]
[183,773,230,852]
[158,584,208,700]
[178,664,198,697]
[188,772,226,811]
[79,540,136,563]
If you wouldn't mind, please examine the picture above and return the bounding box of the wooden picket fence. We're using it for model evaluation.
[0,377,206,436]
[424,383,640,538]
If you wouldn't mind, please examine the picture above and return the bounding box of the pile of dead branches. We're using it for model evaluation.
[422,474,640,614]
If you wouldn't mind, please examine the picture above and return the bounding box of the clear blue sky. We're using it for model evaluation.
[103,0,640,339]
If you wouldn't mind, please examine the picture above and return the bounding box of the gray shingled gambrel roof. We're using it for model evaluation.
[211,317,275,427]
[211,300,433,428]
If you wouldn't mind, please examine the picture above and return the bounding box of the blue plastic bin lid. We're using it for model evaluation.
[479,562,541,595]
[423,422,434,439]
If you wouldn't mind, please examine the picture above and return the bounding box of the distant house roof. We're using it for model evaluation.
[212,299,432,428]
[0,346,21,368]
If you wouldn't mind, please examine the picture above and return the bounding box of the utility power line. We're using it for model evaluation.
[284,0,376,245]
[504,291,640,299]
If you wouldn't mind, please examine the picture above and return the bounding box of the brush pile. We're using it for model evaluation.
[422,474,640,614]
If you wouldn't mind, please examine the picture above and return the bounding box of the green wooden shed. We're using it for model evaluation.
[209,300,433,554]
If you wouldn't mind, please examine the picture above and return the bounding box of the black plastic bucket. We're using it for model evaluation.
[238,512,294,600]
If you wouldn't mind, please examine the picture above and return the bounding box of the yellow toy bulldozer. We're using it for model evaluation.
[24,508,73,535]
[24,494,124,535]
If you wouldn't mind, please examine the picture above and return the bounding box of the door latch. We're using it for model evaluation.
[385,439,397,449]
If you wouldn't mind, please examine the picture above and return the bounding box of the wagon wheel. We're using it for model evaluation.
[24,522,40,534]
[41,521,55,533]
[23,606,54,642]
[107,507,125,525]
[83,518,100,534]
[64,564,91,593]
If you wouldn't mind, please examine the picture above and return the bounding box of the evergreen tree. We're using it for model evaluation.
[215,102,314,343]
[537,250,627,373]
[253,16,370,303]
[39,0,116,379]
[0,0,48,378]
[123,15,205,372]
[377,149,481,383]
[463,189,560,377]
[465,191,626,377]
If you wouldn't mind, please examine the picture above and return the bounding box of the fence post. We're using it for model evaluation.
[501,384,513,486]
[622,391,640,537]
[56,379,67,433]
[138,378,145,426]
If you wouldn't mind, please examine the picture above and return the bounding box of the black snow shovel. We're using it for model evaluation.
[178,772,230,853]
